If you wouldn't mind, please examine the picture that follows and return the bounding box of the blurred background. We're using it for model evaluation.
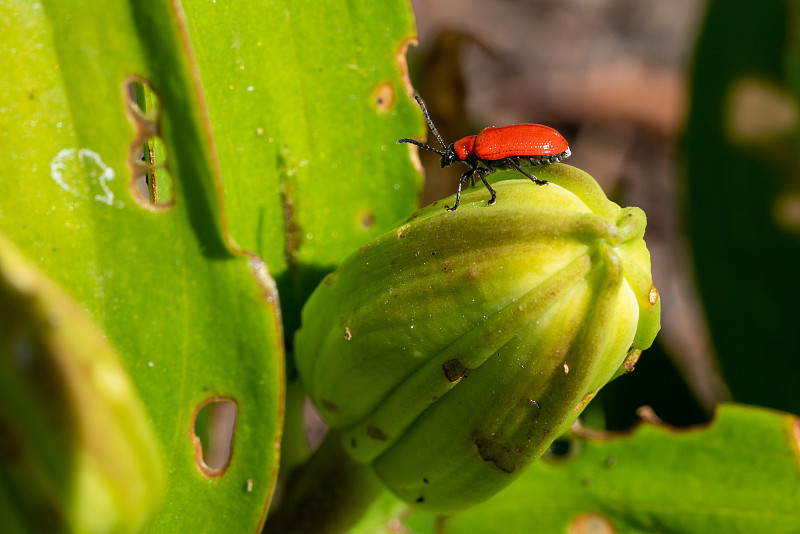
[404,0,728,428]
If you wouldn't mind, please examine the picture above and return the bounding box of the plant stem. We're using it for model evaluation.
[264,430,384,534]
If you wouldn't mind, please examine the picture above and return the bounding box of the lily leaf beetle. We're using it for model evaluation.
[398,95,571,211]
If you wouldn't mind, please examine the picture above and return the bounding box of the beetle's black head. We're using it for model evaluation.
[440,146,458,168]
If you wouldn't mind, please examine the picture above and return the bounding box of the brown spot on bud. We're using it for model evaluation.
[443,359,467,382]
[475,437,516,474]
[320,398,340,413]
[648,285,659,306]
[622,348,641,372]
[574,389,599,413]
[397,224,410,238]
[367,424,388,441]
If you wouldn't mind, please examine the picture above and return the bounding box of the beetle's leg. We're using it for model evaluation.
[445,168,475,211]
[506,157,548,185]
[476,168,497,206]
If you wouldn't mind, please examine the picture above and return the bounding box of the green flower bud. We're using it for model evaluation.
[295,164,660,513]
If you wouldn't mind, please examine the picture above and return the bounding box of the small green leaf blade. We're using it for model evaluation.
[437,404,800,534]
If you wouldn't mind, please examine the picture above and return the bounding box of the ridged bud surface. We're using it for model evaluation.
[295,165,660,513]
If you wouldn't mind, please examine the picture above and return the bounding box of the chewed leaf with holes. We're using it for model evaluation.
[428,404,800,534]
[1,1,283,531]
[345,404,800,533]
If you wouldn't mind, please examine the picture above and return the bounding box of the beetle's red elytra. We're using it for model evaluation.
[398,95,571,211]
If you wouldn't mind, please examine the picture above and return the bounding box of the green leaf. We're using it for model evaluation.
[683,0,800,412]
[363,404,800,534]
[0,231,164,534]
[447,404,800,533]
[1,0,283,530]
[179,0,422,340]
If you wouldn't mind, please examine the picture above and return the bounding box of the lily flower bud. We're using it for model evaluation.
[295,165,660,513]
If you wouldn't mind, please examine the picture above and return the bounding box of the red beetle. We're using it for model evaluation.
[398,95,571,211]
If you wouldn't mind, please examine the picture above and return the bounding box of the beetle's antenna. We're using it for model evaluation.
[413,95,448,150]
[396,137,447,157]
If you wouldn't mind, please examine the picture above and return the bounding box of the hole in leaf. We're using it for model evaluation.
[133,167,150,202]
[542,435,579,463]
[123,76,173,209]
[192,397,237,477]
[130,136,174,207]
[125,77,161,122]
